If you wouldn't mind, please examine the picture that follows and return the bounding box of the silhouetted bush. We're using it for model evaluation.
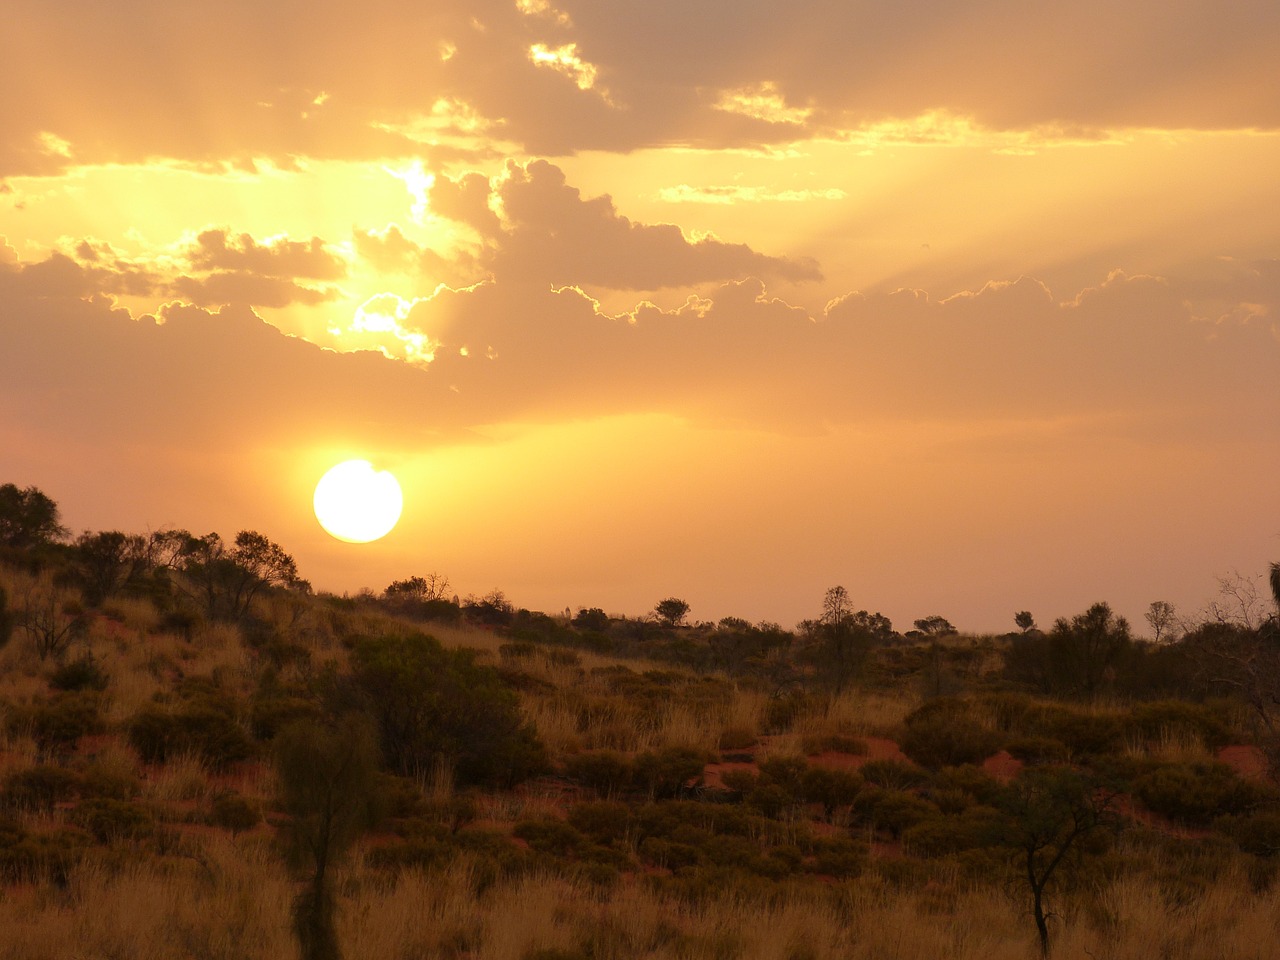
[901,698,1003,770]
[7,691,105,755]
[717,726,757,751]
[249,696,321,741]
[1216,810,1280,857]
[853,788,940,838]
[209,791,261,834]
[127,699,254,769]
[562,751,634,797]
[1005,736,1069,766]
[1134,761,1275,826]
[568,801,631,846]
[800,766,863,818]
[1,765,80,813]
[0,822,90,884]
[351,632,548,788]
[1035,708,1126,759]
[632,746,712,799]
[808,837,866,878]
[73,798,155,843]
[49,652,109,692]
[1126,700,1233,749]
[859,759,929,791]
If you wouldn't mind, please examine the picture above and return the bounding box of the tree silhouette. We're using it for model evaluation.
[654,597,690,627]
[993,767,1121,956]
[0,484,67,550]
[1015,610,1037,633]
[276,716,383,960]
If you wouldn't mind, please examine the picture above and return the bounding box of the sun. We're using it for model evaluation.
[313,460,403,543]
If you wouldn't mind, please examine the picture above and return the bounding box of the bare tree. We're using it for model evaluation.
[1144,601,1178,642]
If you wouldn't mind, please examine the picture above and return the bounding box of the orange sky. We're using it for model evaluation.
[2,0,1278,633]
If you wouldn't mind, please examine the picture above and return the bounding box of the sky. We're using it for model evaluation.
[2,0,1278,634]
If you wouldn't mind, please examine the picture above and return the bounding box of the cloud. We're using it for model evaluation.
[186,229,347,281]
[3,249,1276,458]
[4,0,1277,174]
[425,159,823,289]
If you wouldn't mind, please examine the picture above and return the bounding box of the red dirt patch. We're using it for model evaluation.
[1217,745,1268,781]
[982,750,1023,782]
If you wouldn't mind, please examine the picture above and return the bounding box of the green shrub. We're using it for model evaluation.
[931,765,1002,807]
[762,691,817,734]
[249,696,320,741]
[209,791,261,834]
[1005,736,1069,766]
[568,801,630,845]
[513,818,587,856]
[1,765,81,812]
[351,633,548,788]
[73,798,155,843]
[49,653,109,692]
[562,751,634,797]
[1036,708,1125,758]
[801,733,867,756]
[800,767,862,818]
[1134,761,1274,826]
[901,698,1002,770]
[859,759,928,791]
[1127,701,1233,749]
[808,837,866,878]
[633,746,712,799]
[7,691,105,755]
[79,762,140,801]
[853,788,940,838]
[0,825,91,884]
[717,726,757,751]
[127,700,254,770]
[1216,810,1280,857]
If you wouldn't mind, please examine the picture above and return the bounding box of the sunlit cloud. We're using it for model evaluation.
[528,43,605,97]
[516,0,572,26]
[383,161,436,225]
[714,83,812,126]
[656,185,847,204]
[37,132,73,159]
[331,292,437,364]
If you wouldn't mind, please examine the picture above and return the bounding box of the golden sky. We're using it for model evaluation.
[2,0,1278,632]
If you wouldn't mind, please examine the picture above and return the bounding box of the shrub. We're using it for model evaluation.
[249,696,321,741]
[209,791,261,834]
[901,698,1002,770]
[1035,708,1125,758]
[568,801,631,845]
[853,788,940,838]
[1,765,80,812]
[562,751,634,797]
[1134,761,1274,826]
[351,633,548,788]
[808,837,866,878]
[128,700,255,770]
[0,825,90,884]
[513,818,587,856]
[1127,700,1233,749]
[7,691,105,755]
[801,733,867,756]
[859,759,928,791]
[800,766,862,818]
[73,798,155,843]
[49,653,109,692]
[762,691,817,734]
[1216,810,1280,857]
[1005,736,1069,766]
[633,746,712,799]
[717,726,757,751]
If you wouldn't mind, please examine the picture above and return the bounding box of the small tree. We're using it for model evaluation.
[1048,602,1132,703]
[913,615,957,636]
[276,716,383,960]
[0,484,68,550]
[1015,611,1037,633]
[0,584,14,649]
[808,587,894,697]
[654,597,690,628]
[993,766,1121,956]
[1144,601,1178,643]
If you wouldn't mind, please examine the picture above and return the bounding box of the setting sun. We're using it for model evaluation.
[313,460,403,543]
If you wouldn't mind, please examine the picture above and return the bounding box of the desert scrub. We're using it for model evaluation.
[900,697,1003,770]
